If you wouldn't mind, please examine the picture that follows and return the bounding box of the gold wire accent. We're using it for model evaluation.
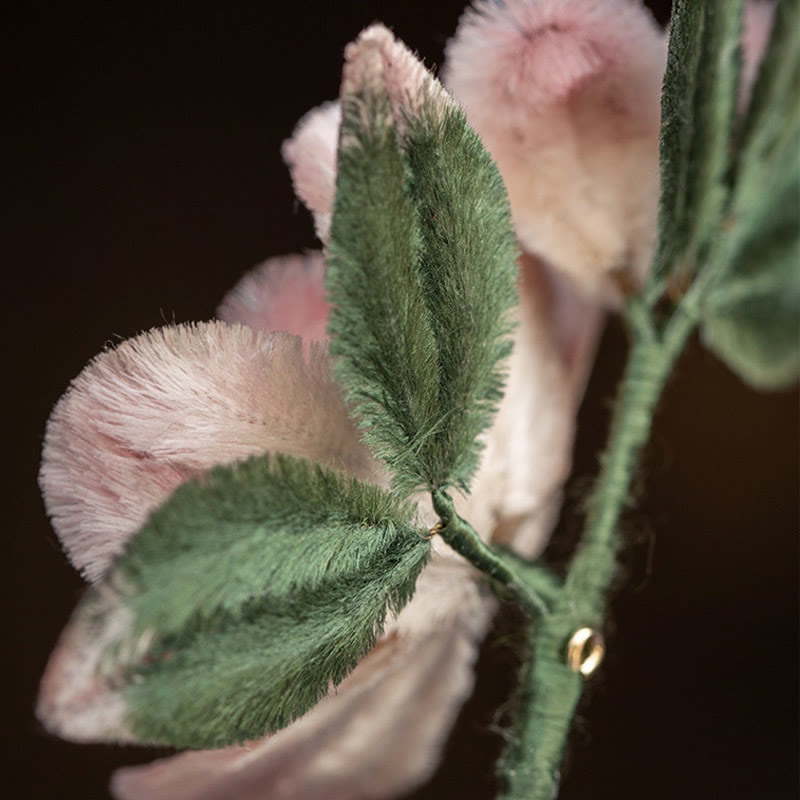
[425,521,444,540]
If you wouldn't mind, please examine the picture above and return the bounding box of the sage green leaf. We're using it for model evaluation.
[736,0,800,177]
[721,0,800,264]
[326,27,518,497]
[77,453,430,748]
[326,88,440,497]
[654,0,743,284]
[701,0,800,389]
[399,105,518,495]
[702,163,800,389]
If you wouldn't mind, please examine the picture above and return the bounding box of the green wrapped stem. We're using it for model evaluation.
[431,489,557,617]
[499,305,696,800]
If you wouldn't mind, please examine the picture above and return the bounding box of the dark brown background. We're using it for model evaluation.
[6,2,798,798]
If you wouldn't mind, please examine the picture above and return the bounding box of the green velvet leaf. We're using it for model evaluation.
[327,69,517,497]
[702,161,800,389]
[654,0,743,283]
[736,0,800,177]
[326,91,440,497]
[701,0,800,389]
[400,107,518,494]
[85,453,430,748]
[721,0,800,262]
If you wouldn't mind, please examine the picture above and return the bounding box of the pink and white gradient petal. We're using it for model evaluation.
[443,0,667,302]
[39,322,377,583]
[460,251,602,557]
[37,589,135,744]
[282,103,341,244]
[282,25,454,248]
[217,252,330,344]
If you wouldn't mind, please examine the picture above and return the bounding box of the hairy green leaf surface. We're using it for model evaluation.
[654,0,743,283]
[327,67,517,497]
[721,0,799,264]
[400,107,518,494]
[736,0,800,174]
[702,0,800,388]
[87,453,430,748]
[703,158,800,388]
[327,91,441,497]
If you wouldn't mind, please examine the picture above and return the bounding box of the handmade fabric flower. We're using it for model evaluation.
[36,3,691,798]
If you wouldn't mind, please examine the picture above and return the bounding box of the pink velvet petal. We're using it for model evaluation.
[445,0,612,112]
[40,322,378,582]
[37,588,135,743]
[283,25,454,244]
[458,252,602,557]
[111,557,495,800]
[541,253,605,400]
[217,252,330,344]
[282,103,341,243]
[444,0,667,302]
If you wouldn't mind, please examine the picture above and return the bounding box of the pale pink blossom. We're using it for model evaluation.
[39,322,377,584]
[38,309,499,800]
[282,24,452,248]
[443,0,667,303]
[37,14,674,800]
[218,251,330,345]
[282,105,341,243]
[38,27,565,800]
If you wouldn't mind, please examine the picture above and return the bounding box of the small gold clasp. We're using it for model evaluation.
[566,627,605,677]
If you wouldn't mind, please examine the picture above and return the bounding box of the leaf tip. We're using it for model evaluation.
[341,23,451,133]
